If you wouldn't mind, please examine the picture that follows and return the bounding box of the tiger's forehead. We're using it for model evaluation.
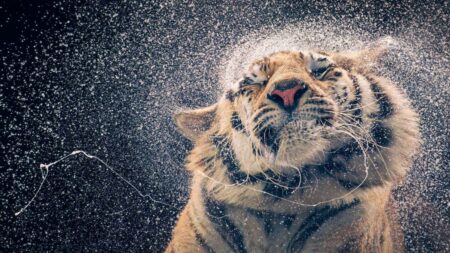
[228,50,332,91]
[266,50,330,64]
[267,50,304,62]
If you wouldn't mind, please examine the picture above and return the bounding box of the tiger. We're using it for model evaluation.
[165,40,420,253]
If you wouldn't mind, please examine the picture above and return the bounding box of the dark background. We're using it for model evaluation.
[1,0,449,252]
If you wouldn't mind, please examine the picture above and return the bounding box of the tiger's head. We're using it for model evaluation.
[175,42,406,176]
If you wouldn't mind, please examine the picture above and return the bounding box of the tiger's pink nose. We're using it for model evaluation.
[268,80,308,111]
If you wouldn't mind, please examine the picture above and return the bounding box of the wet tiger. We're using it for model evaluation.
[165,40,420,253]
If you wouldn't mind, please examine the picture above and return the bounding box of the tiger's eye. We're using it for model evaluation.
[312,67,330,78]
[240,77,253,87]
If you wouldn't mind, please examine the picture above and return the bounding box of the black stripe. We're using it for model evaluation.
[316,141,365,177]
[257,126,280,154]
[188,212,216,253]
[248,210,297,234]
[335,178,367,190]
[195,156,215,174]
[211,135,249,184]
[316,141,366,189]
[253,114,275,132]
[203,190,247,253]
[253,107,275,123]
[256,170,301,199]
[287,200,360,253]
[315,107,333,115]
[333,140,364,159]
[194,231,215,253]
[231,111,245,132]
[282,214,297,229]
[329,141,364,167]
[250,210,274,234]
[370,122,393,147]
[367,78,394,119]
[251,143,261,157]
[347,74,363,123]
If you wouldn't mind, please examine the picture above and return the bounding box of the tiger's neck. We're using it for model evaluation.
[187,171,396,253]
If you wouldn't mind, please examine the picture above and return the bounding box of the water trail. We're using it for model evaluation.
[15,150,173,216]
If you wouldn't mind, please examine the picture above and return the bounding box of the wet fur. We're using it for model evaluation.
[166,41,420,253]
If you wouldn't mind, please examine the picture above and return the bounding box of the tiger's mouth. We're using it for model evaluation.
[250,90,338,162]
[257,112,336,157]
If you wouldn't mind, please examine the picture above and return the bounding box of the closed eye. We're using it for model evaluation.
[240,77,254,86]
[308,52,335,80]
[239,77,267,88]
[311,65,333,79]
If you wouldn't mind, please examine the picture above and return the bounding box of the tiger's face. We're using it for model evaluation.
[228,50,352,167]
[175,46,388,171]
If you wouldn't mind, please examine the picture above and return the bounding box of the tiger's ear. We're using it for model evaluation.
[174,104,217,141]
[331,37,395,70]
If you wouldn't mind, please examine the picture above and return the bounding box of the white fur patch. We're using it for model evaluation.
[241,61,268,86]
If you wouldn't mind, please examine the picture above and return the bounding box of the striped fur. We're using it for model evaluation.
[167,44,420,253]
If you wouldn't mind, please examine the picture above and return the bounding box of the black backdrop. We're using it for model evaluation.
[1,0,449,252]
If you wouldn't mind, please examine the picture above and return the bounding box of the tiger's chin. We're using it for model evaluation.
[274,142,328,169]
[268,122,331,169]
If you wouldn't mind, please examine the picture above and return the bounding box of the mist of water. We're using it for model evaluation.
[3,1,448,252]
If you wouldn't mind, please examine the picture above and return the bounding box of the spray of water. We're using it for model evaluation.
[9,11,448,249]
[16,21,420,214]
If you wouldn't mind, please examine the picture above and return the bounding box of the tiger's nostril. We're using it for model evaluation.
[268,80,308,111]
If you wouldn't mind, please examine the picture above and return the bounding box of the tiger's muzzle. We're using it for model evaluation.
[267,79,308,112]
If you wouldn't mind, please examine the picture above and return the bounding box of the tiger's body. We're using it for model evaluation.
[166,41,420,253]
